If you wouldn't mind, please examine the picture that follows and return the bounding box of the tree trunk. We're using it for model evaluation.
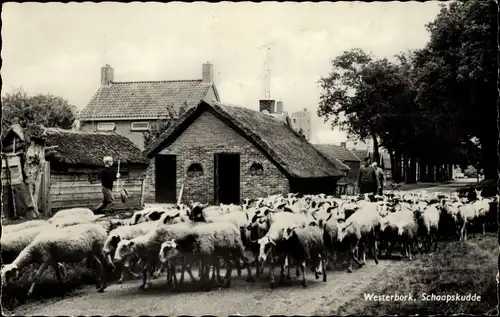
[403,152,409,184]
[480,137,498,180]
[448,164,453,181]
[391,151,401,183]
[419,159,426,182]
[410,157,417,184]
[371,133,380,166]
[428,163,435,182]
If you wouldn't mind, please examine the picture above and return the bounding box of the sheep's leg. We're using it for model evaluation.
[27,262,49,296]
[321,254,327,282]
[216,258,223,284]
[198,260,204,278]
[139,263,150,290]
[179,258,186,285]
[185,260,198,283]
[286,257,292,280]
[235,258,242,277]
[237,246,255,283]
[482,223,486,235]
[52,262,64,284]
[279,255,287,284]
[268,252,276,289]
[295,260,300,277]
[93,255,107,292]
[300,260,307,288]
[222,256,232,288]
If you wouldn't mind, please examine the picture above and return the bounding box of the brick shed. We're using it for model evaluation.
[143,99,344,204]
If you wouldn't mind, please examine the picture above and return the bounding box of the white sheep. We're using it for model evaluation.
[129,206,180,225]
[1,223,109,296]
[47,208,95,224]
[50,213,106,228]
[415,203,440,252]
[281,225,327,288]
[102,221,159,283]
[114,222,194,290]
[2,219,48,234]
[159,221,255,291]
[1,224,56,264]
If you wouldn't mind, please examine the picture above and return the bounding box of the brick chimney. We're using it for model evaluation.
[259,99,276,113]
[101,64,114,86]
[202,62,214,83]
[340,142,347,148]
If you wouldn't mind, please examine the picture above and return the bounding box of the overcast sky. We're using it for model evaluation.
[2,2,446,147]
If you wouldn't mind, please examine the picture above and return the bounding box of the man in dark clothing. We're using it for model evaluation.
[372,162,386,195]
[357,157,380,195]
[93,156,120,214]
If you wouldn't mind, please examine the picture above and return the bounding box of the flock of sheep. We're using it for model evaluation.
[1,188,497,300]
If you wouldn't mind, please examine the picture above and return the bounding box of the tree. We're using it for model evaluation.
[1,88,77,137]
[142,101,190,148]
[414,0,498,180]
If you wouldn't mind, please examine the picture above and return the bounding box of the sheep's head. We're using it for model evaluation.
[159,240,179,263]
[130,212,143,226]
[160,212,181,225]
[1,264,19,286]
[379,217,390,232]
[282,226,297,240]
[257,236,275,264]
[114,240,136,263]
[337,221,353,242]
[397,224,405,236]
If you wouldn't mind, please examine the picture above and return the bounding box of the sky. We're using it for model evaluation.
[1,2,447,148]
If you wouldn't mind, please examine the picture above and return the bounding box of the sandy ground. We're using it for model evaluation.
[11,180,475,315]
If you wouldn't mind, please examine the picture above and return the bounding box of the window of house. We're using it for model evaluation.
[131,121,150,131]
[97,122,115,131]
[249,162,264,176]
[187,163,204,177]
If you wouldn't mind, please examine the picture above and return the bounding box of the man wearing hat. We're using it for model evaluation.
[93,156,120,214]
[357,157,380,195]
[371,161,386,195]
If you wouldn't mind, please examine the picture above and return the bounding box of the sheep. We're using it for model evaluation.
[114,222,195,290]
[378,206,415,258]
[159,221,255,291]
[129,206,181,225]
[336,203,380,273]
[102,221,159,283]
[281,225,327,288]
[319,214,347,270]
[2,219,48,234]
[1,223,109,296]
[50,213,106,228]
[414,203,440,252]
[1,224,56,264]
[47,208,95,224]
[439,200,462,241]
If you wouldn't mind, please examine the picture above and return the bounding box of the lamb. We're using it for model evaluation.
[102,221,159,283]
[159,221,255,291]
[336,203,380,273]
[2,219,48,234]
[281,225,327,288]
[1,223,109,296]
[114,222,195,290]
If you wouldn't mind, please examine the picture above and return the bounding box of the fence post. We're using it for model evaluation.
[43,161,51,216]
[140,178,146,208]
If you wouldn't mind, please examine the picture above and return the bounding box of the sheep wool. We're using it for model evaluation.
[1,224,55,264]
[3,220,48,234]
[47,208,95,224]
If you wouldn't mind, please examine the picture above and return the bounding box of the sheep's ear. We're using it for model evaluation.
[129,241,135,246]
[173,213,180,218]
[311,213,318,220]
[326,214,333,222]
[264,209,271,216]
[269,239,276,246]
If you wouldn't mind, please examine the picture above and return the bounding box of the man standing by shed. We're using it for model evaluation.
[358,157,380,195]
[93,156,120,215]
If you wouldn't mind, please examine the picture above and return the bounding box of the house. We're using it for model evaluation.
[313,144,352,195]
[2,123,27,153]
[143,99,344,205]
[78,63,221,149]
[313,142,361,185]
[26,126,149,214]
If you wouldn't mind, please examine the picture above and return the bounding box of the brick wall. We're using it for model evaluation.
[144,111,290,204]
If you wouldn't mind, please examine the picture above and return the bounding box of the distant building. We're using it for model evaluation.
[78,63,221,149]
[289,108,312,141]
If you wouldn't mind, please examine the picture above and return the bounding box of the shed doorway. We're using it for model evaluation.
[155,154,177,203]
[214,153,240,205]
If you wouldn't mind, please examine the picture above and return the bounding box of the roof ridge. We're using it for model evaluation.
[110,79,203,84]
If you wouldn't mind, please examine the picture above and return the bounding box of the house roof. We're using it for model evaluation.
[79,80,219,121]
[313,144,351,172]
[312,144,361,162]
[351,148,370,161]
[2,123,26,143]
[145,99,344,179]
[30,126,149,167]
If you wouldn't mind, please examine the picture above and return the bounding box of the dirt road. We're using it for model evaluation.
[14,259,402,316]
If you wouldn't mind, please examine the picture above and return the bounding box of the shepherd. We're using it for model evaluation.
[93,156,120,215]
[371,161,386,195]
[357,157,380,195]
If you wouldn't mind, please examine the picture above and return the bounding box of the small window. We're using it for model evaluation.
[249,162,264,176]
[187,163,204,177]
[293,118,297,123]
[97,122,115,131]
[131,121,150,131]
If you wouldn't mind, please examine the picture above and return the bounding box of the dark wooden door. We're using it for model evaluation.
[155,155,177,203]
[214,153,240,205]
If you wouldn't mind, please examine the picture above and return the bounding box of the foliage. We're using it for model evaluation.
[1,88,77,137]
[318,0,497,179]
[142,101,190,148]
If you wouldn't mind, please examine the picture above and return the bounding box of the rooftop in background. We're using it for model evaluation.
[79,63,219,121]
[313,143,361,162]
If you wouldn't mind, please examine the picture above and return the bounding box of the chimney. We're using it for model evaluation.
[340,142,347,148]
[259,99,276,113]
[276,101,284,113]
[202,62,214,83]
[101,64,114,86]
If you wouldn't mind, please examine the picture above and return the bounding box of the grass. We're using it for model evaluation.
[334,233,498,315]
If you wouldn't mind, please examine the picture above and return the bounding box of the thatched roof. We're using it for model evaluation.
[313,144,351,172]
[145,99,343,179]
[31,126,149,167]
[79,80,219,121]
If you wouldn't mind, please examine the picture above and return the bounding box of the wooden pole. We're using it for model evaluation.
[43,161,51,216]
[139,178,146,208]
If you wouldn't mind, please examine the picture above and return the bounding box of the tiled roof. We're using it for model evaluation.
[351,149,369,161]
[312,144,361,162]
[313,144,351,172]
[79,80,217,120]
[145,100,344,179]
